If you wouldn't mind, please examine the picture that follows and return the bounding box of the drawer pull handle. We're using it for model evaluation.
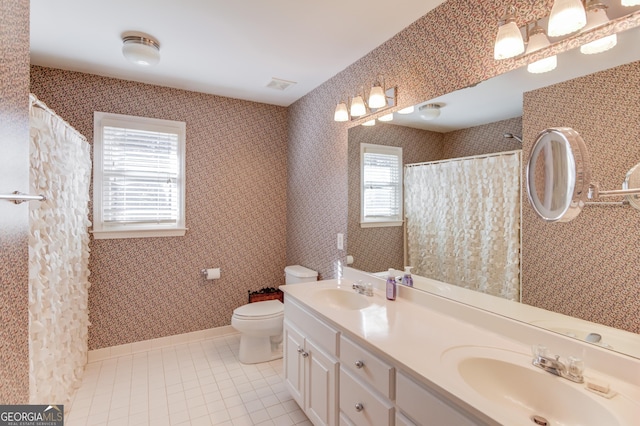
[301,351,309,358]
[355,402,364,412]
[354,360,365,369]
[297,347,304,354]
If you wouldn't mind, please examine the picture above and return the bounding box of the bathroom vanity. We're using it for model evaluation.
[280,270,640,426]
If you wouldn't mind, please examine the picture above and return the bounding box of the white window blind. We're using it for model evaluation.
[102,126,179,224]
[360,143,403,227]
[93,112,186,239]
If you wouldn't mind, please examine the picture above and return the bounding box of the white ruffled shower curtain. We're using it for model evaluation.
[404,151,521,300]
[28,94,91,405]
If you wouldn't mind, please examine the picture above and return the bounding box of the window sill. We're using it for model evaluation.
[92,227,187,239]
[360,221,403,228]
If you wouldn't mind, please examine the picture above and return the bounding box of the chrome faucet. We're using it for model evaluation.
[532,345,584,383]
[352,281,374,297]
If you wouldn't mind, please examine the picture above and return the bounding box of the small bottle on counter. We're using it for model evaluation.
[402,266,413,287]
[386,268,396,301]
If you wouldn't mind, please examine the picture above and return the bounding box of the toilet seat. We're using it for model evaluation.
[232,300,283,320]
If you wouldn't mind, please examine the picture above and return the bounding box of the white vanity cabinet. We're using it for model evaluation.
[283,293,481,426]
[395,371,478,426]
[283,299,340,426]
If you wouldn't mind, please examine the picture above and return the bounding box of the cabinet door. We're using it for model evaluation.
[283,321,305,408]
[306,338,339,426]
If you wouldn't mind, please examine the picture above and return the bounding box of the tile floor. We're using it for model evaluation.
[65,333,310,426]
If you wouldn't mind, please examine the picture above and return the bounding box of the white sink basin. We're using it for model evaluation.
[312,288,372,310]
[442,346,620,426]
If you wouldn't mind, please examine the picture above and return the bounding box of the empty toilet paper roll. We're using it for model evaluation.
[204,268,221,280]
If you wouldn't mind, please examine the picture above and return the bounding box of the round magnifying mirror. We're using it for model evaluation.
[526,127,591,222]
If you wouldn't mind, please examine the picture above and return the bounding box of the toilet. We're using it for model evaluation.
[231,265,318,364]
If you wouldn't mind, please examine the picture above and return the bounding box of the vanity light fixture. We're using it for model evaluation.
[368,76,388,109]
[334,102,349,122]
[122,35,161,66]
[548,0,586,37]
[418,104,441,121]
[494,6,525,60]
[350,93,367,117]
[333,79,396,122]
[580,1,617,55]
[525,22,557,74]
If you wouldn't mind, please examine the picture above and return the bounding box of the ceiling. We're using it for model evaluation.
[29,0,446,107]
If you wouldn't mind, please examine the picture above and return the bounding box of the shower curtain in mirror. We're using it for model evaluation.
[404,151,520,301]
[28,94,91,405]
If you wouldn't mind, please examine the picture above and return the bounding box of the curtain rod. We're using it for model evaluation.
[405,149,522,168]
[29,94,87,143]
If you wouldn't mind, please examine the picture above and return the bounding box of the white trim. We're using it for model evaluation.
[93,111,187,239]
[360,220,403,228]
[92,227,188,239]
[87,326,238,363]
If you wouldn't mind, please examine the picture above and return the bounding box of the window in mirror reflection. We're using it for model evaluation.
[360,143,403,227]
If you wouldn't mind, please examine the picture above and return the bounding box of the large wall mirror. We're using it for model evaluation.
[347,20,640,359]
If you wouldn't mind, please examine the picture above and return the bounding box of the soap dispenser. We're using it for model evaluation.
[386,268,397,301]
[402,266,413,287]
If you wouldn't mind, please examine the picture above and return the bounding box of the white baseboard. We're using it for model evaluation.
[87,325,238,363]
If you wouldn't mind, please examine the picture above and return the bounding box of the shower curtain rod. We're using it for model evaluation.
[29,94,87,143]
[405,149,521,168]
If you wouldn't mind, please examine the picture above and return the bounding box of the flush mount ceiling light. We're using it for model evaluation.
[548,0,586,37]
[580,1,617,55]
[494,6,525,60]
[526,22,557,74]
[418,104,441,121]
[122,35,160,66]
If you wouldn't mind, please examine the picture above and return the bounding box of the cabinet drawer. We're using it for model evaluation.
[285,298,339,356]
[340,367,393,426]
[340,335,394,398]
[396,371,476,426]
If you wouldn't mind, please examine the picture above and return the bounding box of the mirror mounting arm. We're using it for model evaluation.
[588,183,640,199]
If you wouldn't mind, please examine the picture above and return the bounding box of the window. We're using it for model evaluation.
[360,143,403,227]
[93,112,186,239]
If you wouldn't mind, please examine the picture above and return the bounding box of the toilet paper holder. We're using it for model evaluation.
[201,268,221,280]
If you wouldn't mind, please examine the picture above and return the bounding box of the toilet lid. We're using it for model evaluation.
[233,300,284,319]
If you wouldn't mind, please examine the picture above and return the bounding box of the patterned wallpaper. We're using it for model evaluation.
[441,116,522,160]
[0,0,30,404]
[522,61,640,334]
[347,118,522,274]
[30,66,289,350]
[287,0,640,335]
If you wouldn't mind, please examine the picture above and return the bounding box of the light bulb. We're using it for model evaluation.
[368,85,387,109]
[494,20,525,60]
[397,106,414,114]
[350,95,367,117]
[334,102,349,122]
[548,0,586,37]
[580,4,617,55]
[525,25,557,74]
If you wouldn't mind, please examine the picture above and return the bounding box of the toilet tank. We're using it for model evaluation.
[285,265,318,285]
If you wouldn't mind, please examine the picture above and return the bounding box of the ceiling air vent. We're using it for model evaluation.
[266,78,296,91]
